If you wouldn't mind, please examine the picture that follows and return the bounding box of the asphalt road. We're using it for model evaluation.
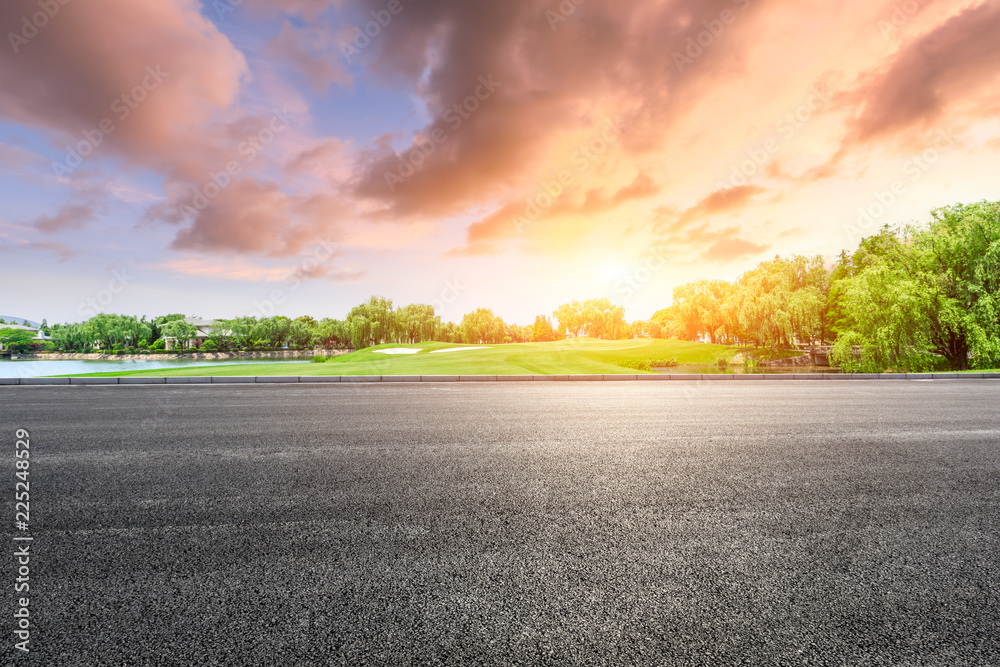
[2,382,999,666]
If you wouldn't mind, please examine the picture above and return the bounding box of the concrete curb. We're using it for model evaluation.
[4,373,1000,385]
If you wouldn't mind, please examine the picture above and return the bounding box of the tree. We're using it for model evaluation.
[630,320,663,339]
[532,316,559,342]
[251,316,291,348]
[438,321,459,343]
[508,323,533,343]
[831,201,1000,371]
[82,314,152,351]
[578,298,629,339]
[314,319,349,348]
[553,299,628,339]
[553,302,583,337]
[288,318,315,348]
[396,304,439,344]
[150,314,187,346]
[460,308,506,344]
[214,317,256,349]
[0,328,36,353]
[345,296,399,349]
[161,320,198,349]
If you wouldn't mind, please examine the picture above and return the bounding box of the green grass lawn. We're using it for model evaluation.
[67,338,750,377]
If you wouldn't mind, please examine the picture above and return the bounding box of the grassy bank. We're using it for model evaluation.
[65,338,752,377]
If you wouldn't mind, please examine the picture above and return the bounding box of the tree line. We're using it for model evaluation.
[652,200,999,371]
[25,200,1000,370]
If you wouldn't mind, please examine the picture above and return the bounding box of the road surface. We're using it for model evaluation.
[2,382,999,665]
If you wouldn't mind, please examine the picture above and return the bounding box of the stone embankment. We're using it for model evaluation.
[761,347,832,367]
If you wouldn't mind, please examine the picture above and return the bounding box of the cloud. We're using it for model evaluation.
[243,0,342,20]
[347,0,772,220]
[170,179,296,255]
[701,234,770,263]
[289,263,365,283]
[675,185,766,227]
[155,257,294,282]
[0,239,80,262]
[650,186,771,264]
[155,254,364,283]
[264,21,352,93]
[33,204,97,233]
[458,173,660,255]
[548,173,660,217]
[285,138,350,180]
[5,0,996,271]
[0,142,45,174]
[841,1,1000,147]
[0,0,248,176]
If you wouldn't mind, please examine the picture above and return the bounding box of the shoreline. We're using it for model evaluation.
[4,349,352,362]
[4,372,999,385]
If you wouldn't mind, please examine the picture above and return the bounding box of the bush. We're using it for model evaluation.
[717,357,729,367]
[651,357,679,367]
[201,340,218,352]
[150,339,166,351]
[617,358,652,371]
[312,355,327,364]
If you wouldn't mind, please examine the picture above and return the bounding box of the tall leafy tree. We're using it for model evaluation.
[831,201,1000,371]
[531,315,559,342]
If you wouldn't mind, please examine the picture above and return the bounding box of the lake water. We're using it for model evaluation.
[0,358,306,378]
[0,359,839,379]
[657,365,840,375]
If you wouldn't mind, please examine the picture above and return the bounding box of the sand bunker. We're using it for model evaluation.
[374,348,422,355]
[430,347,490,354]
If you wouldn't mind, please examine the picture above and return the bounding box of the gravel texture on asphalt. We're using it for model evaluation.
[2,382,999,666]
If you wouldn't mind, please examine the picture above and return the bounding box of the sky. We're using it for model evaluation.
[1,0,999,326]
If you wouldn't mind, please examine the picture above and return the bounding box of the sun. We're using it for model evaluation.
[594,258,627,282]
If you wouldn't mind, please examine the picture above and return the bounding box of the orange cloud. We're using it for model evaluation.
[841,1,1000,147]
[0,0,247,175]
[676,185,766,227]
[171,180,296,255]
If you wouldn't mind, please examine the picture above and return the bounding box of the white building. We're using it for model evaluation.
[164,318,218,351]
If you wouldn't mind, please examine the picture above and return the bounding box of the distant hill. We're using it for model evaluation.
[0,316,41,328]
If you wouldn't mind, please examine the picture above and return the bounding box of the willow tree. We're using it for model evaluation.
[831,201,1000,371]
